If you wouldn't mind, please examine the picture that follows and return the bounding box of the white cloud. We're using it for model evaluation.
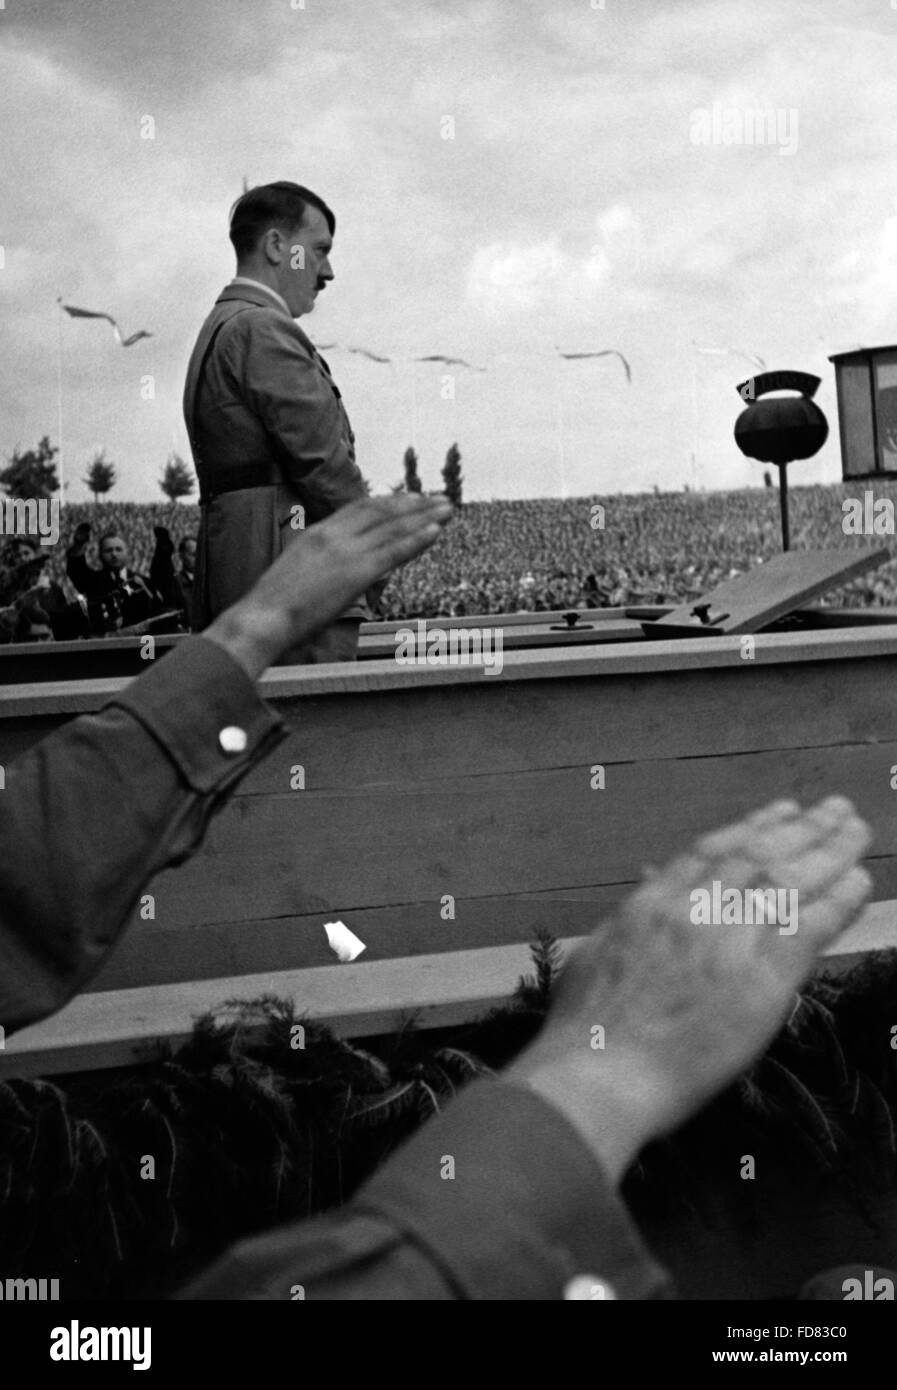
[466,240,566,314]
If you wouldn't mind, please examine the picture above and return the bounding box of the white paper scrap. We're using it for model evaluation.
[324,920,367,962]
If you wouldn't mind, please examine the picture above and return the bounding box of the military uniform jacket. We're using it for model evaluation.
[183,283,371,630]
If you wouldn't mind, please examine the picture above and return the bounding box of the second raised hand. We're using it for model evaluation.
[204,494,454,679]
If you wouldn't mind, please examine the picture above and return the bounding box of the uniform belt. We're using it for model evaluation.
[199,464,283,503]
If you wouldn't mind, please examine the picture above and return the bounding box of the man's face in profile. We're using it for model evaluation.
[100,536,127,572]
[180,538,197,576]
[282,205,334,318]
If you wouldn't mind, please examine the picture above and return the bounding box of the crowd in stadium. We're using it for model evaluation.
[2,483,897,641]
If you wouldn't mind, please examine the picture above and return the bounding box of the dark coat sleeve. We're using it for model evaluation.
[66,550,108,598]
[0,637,286,1034]
[149,542,178,606]
[178,1077,673,1301]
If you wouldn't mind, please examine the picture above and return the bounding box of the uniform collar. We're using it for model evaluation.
[224,277,293,317]
[215,280,326,367]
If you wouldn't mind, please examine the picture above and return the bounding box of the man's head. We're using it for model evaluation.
[16,604,53,643]
[178,536,197,576]
[229,182,336,318]
[5,535,39,567]
[98,533,128,573]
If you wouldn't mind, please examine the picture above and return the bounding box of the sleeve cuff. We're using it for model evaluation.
[353,1075,673,1300]
[103,635,287,793]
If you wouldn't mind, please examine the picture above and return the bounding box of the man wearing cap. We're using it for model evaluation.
[183,181,378,663]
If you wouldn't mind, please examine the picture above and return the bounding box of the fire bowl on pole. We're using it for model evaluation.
[734,370,829,551]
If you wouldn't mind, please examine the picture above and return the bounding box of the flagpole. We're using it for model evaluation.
[553,349,567,500]
[691,350,698,490]
[56,298,65,507]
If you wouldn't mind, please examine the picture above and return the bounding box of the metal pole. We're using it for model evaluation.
[56,301,65,506]
[554,350,567,499]
[691,352,698,488]
[777,463,790,550]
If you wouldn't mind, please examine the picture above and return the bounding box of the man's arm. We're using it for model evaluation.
[0,638,287,1034]
[178,1076,671,1301]
[0,496,454,1035]
[65,549,105,598]
[148,527,177,605]
[229,313,368,522]
[66,522,109,599]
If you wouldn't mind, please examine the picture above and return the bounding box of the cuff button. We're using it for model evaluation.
[564,1276,615,1300]
[219,725,248,755]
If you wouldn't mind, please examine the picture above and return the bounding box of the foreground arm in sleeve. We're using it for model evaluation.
[178,1075,672,1301]
[0,637,287,1035]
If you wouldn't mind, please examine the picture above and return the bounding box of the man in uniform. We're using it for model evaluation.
[66,524,154,603]
[183,181,378,663]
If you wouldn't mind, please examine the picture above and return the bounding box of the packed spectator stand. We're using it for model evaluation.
[3,483,896,643]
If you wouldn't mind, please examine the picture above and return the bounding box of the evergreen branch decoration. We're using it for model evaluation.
[0,943,896,1296]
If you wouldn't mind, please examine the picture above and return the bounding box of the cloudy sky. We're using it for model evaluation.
[3,0,897,503]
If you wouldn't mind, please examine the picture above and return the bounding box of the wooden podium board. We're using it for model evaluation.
[636,548,892,637]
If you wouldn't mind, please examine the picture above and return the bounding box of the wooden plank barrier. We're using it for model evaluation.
[2,620,897,1076]
[3,604,895,684]
[2,902,895,1079]
[0,607,664,682]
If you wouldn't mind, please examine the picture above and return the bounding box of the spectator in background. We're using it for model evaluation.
[11,600,55,643]
[0,534,68,644]
[150,527,197,628]
[67,523,155,603]
[66,522,161,635]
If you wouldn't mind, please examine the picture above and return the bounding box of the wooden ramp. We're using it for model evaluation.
[640,548,890,636]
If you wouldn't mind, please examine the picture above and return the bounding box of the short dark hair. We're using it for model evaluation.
[178,536,196,554]
[229,182,335,259]
[99,532,124,548]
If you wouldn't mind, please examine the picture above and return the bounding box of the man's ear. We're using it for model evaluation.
[263,227,285,265]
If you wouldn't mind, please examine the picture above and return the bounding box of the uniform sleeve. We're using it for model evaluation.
[65,550,104,598]
[228,314,368,522]
[0,637,287,1036]
[149,542,177,604]
[177,1077,673,1301]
